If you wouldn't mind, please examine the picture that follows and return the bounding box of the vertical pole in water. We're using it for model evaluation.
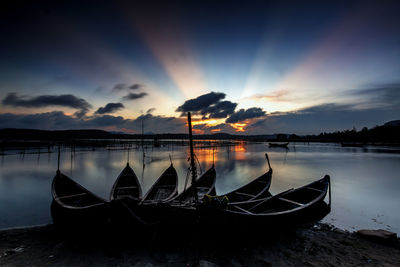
[142,119,145,168]
[328,175,331,209]
[57,144,60,173]
[127,148,130,166]
[265,153,271,170]
[187,112,198,203]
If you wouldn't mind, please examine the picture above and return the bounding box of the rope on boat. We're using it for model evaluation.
[183,167,191,191]
[212,146,215,166]
[194,154,202,175]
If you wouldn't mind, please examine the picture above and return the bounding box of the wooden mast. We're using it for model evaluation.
[187,112,198,203]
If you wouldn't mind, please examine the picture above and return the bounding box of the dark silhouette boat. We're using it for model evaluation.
[204,175,331,227]
[110,163,179,230]
[51,170,109,230]
[169,165,216,205]
[141,163,178,203]
[110,163,142,202]
[223,153,273,203]
[268,142,289,148]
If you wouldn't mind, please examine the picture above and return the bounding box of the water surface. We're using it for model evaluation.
[1,142,399,233]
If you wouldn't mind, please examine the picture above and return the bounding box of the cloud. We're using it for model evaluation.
[0,112,186,133]
[2,92,92,118]
[146,108,156,114]
[133,113,186,133]
[129,84,143,90]
[192,123,238,134]
[95,103,125,114]
[112,83,127,91]
[248,103,400,135]
[0,112,83,130]
[247,89,293,102]
[176,91,237,119]
[87,114,127,127]
[176,92,226,113]
[112,83,144,91]
[226,107,266,123]
[122,92,148,100]
[347,83,400,109]
[200,100,237,119]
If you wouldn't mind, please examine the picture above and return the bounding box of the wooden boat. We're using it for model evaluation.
[128,114,217,228]
[141,163,178,203]
[204,175,331,227]
[169,165,216,205]
[51,170,109,230]
[224,153,272,204]
[110,163,142,202]
[268,142,289,148]
[144,165,216,229]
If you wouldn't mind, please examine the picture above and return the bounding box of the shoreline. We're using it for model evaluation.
[1,223,399,266]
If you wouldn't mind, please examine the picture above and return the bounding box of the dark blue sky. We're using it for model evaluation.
[1,0,399,134]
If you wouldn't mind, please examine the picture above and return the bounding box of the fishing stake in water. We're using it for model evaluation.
[187,112,198,204]
[265,153,271,170]
[57,144,61,173]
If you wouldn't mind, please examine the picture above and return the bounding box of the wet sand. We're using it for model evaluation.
[0,223,399,266]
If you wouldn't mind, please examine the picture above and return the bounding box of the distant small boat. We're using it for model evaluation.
[51,170,109,229]
[268,142,289,148]
[224,154,273,203]
[169,165,216,205]
[110,163,142,202]
[341,142,364,147]
[141,164,178,203]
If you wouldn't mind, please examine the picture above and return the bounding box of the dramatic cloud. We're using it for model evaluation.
[176,92,237,119]
[226,108,266,123]
[200,101,237,119]
[2,93,92,118]
[95,103,125,114]
[122,92,148,100]
[112,83,144,91]
[176,92,226,113]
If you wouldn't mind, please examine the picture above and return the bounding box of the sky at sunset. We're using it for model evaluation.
[1,0,400,134]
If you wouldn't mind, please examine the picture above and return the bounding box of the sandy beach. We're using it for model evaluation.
[0,223,399,266]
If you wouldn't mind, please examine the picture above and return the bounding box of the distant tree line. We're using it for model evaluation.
[0,120,399,146]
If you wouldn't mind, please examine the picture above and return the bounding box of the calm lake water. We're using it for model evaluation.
[1,142,399,234]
